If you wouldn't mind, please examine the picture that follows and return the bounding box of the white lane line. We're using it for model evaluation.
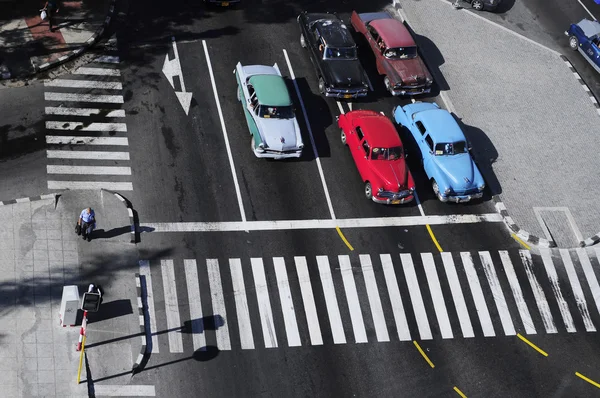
[229,259,255,349]
[577,0,598,20]
[45,107,126,117]
[440,253,474,338]
[74,67,121,76]
[283,49,336,220]
[400,253,432,340]
[202,40,245,223]
[461,252,495,337]
[273,257,301,347]
[579,248,600,320]
[479,251,515,336]
[47,150,130,160]
[206,259,232,350]
[540,249,576,333]
[294,256,323,345]
[44,79,123,90]
[93,385,155,396]
[316,256,346,344]
[251,258,278,348]
[380,254,411,341]
[338,255,368,343]
[139,260,159,353]
[160,260,183,353]
[412,190,426,217]
[184,259,206,351]
[47,165,131,175]
[45,92,124,103]
[95,55,121,64]
[499,251,536,335]
[336,101,345,115]
[46,121,127,132]
[359,254,390,342]
[421,253,453,339]
[47,181,133,190]
[560,249,595,332]
[46,136,129,146]
[520,250,557,334]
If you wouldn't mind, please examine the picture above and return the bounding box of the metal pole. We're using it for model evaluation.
[76,335,86,384]
[76,310,88,351]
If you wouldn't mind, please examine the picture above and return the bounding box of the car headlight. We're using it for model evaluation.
[478,183,485,191]
[444,187,453,195]
[378,187,384,193]
[257,143,265,153]
[409,186,415,192]
[426,77,433,84]
[298,143,304,149]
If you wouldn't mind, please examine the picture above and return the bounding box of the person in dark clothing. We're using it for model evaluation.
[43,0,59,31]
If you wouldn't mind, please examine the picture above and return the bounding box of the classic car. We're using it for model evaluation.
[461,0,501,11]
[297,12,370,98]
[350,11,433,96]
[234,62,304,159]
[565,19,600,74]
[338,109,415,204]
[393,102,485,203]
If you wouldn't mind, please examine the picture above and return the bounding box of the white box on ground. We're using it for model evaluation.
[60,285,80,326]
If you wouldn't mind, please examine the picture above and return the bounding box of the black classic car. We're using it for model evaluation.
[297,12,370,98]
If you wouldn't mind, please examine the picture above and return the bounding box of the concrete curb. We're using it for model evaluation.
[132,273,147,374]
[493,196,555,248]
[101,189,136,243]
[0,193,59,206]
[560,55,600,117]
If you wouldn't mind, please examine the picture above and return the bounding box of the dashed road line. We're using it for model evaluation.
[413,340,434,368]
[517,333,548,357]
[576,372,600,389]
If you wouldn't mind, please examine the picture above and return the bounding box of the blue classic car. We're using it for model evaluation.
[393,102,485,203]
[565,19,600,74]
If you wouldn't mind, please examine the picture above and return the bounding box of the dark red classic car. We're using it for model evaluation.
[350,11,433,96]
[338,110,415,204]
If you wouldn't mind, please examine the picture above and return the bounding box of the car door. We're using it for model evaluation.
[308,25,325,75]
[348,124,369,178]
[421,133,435,179]
[585,36,600,65]
[365,25,386,73]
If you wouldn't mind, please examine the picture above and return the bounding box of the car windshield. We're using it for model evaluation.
[325,47,357,59]
[384,47,418,60]
[258,105,294,119]
[434,141,468,155]
[371,146,403,160]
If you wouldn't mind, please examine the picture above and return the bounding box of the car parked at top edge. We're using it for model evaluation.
[297,12,370,98]
[393,102,485,203]
[565,19,600,75]
[338,110,415,204]
[234,62,304,159]
[461,0,501,11]
[350,11,432,96]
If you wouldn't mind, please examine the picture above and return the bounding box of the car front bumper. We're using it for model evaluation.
[391,86,431,96]
[372,194,414,205]
[324,89,369,99]
[437,191,484,203]
[253,148,302,159]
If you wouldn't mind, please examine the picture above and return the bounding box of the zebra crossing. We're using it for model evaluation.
[44,51,133,191]
[140,248,600,354]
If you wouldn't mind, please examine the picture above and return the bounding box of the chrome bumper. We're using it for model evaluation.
[438,191,484,203]
[391,86,431,96]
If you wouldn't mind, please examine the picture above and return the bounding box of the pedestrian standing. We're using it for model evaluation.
[43,0,59,31]
[78,207,96,242]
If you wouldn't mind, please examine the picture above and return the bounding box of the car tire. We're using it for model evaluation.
[341,130,347,146]
[236,87,241,102]
[569,36,579,50]
[384,76,393,95]
[432,179,440,196]
[318,77,326,95]
[364,182,373,200]
[300,34,306,48]
[471,0,484,10]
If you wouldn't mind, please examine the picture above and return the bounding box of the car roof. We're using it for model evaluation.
[576,19,600,38]
[248,75,291,106]
[315,18,355,48]
[369,19,415,48]
[418,109,466,142]
[359,114,402,147]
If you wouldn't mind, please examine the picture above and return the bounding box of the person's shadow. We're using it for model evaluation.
[90,226,131,240]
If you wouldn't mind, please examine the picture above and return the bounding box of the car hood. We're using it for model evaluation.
[387,57,431,85]
[256,117,301,151]
[370,160,409,191]
[324,60,366,88]
[433,154,478,190]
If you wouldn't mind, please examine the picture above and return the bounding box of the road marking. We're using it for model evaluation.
[93,385,155,396]
[45,92,124,103]
[317,256,346,344]
[499,251,536,334]
[44,79,123,90]
[440,252,474,338]
[95,55,120,64]
[422,253,453,339]
[294,256,323,345]
[380,254,411,341]
[203,40,245,222]
[479,251,515,336]
[273,257,301,347]
[74,67,121,76]
[229,258,255,349]
[401,253,432,340]
[578,248,600,321]
[160,260,183,353]
[139,260,159,353]
[520,250,557,333]
[560,249,595,332]
[576,0,598,20]
[47,181,133,190]
[47,150,130,160]
[540,249,576,333]
[163,37,193,115]
[461,252,495,337]
[359,254,390,342]
[206,259,232,350]
[45,107,126,117]
[336,101,345,115]
[46,136,129,145]
[576,372,600,389]
[414,191,443,252]
[283,49,336,220]
[453,386,467,398]
[511,233,531,250]
[47,165,132,175]
[413,340,434,368]
[183,259,206,351]
[339,255,368,343]
[251,258,278,348]
[413,183,426,217]
[517,333,548,357]
[426,225,443,252]
[335,227,354,251]
[46,121,127,131]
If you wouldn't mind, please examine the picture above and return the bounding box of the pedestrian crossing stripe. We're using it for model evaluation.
[140,248,600,354]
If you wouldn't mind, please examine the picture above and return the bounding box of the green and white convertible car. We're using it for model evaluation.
[234,62,304,159]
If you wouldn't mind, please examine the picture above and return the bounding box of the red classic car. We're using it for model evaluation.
[350,11,433,96]
[338,110,415,204]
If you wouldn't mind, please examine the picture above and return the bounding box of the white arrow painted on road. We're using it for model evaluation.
[162,37,193,115]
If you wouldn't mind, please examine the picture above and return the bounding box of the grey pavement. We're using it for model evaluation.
[0,189,145,397]
[393,0,600,247]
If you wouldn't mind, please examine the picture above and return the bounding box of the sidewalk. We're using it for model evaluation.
[0,190,144,397]
[0,0,115,79]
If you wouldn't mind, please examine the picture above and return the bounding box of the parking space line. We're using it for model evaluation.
[453,386,467,398]
[203,40,246,222]
[336,101,345,115]
[577,0,598,20]
[413,340,435,368]
[517,333,548,357]
[283,49,336,220]
[576,372,600,389]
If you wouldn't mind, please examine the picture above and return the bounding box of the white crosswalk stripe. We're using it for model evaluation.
[273,257,301,347]
[461,252,495,337]
[401,253,433,340]
[317,256,346,344]
[380,254,411,341]
[541,249,576,332]
[339,255,368,343]
[161,260,183,353]
[520,250,557,334]
[229,259,255,350]
[45,107,126,117]
[560,249,595,332]
[499,251,536,334]
[578,248,600,321]
[294,257,323,346]
[45,79,123,90]
[360,255,390,342]
[74,66,121,76]
[440,252,474,338]
[422,253,453,339]
[251,258,278,348]
[139,260,159,353]
[479,251,515,336]
[183,260,206,351]
[206,259,232,350]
